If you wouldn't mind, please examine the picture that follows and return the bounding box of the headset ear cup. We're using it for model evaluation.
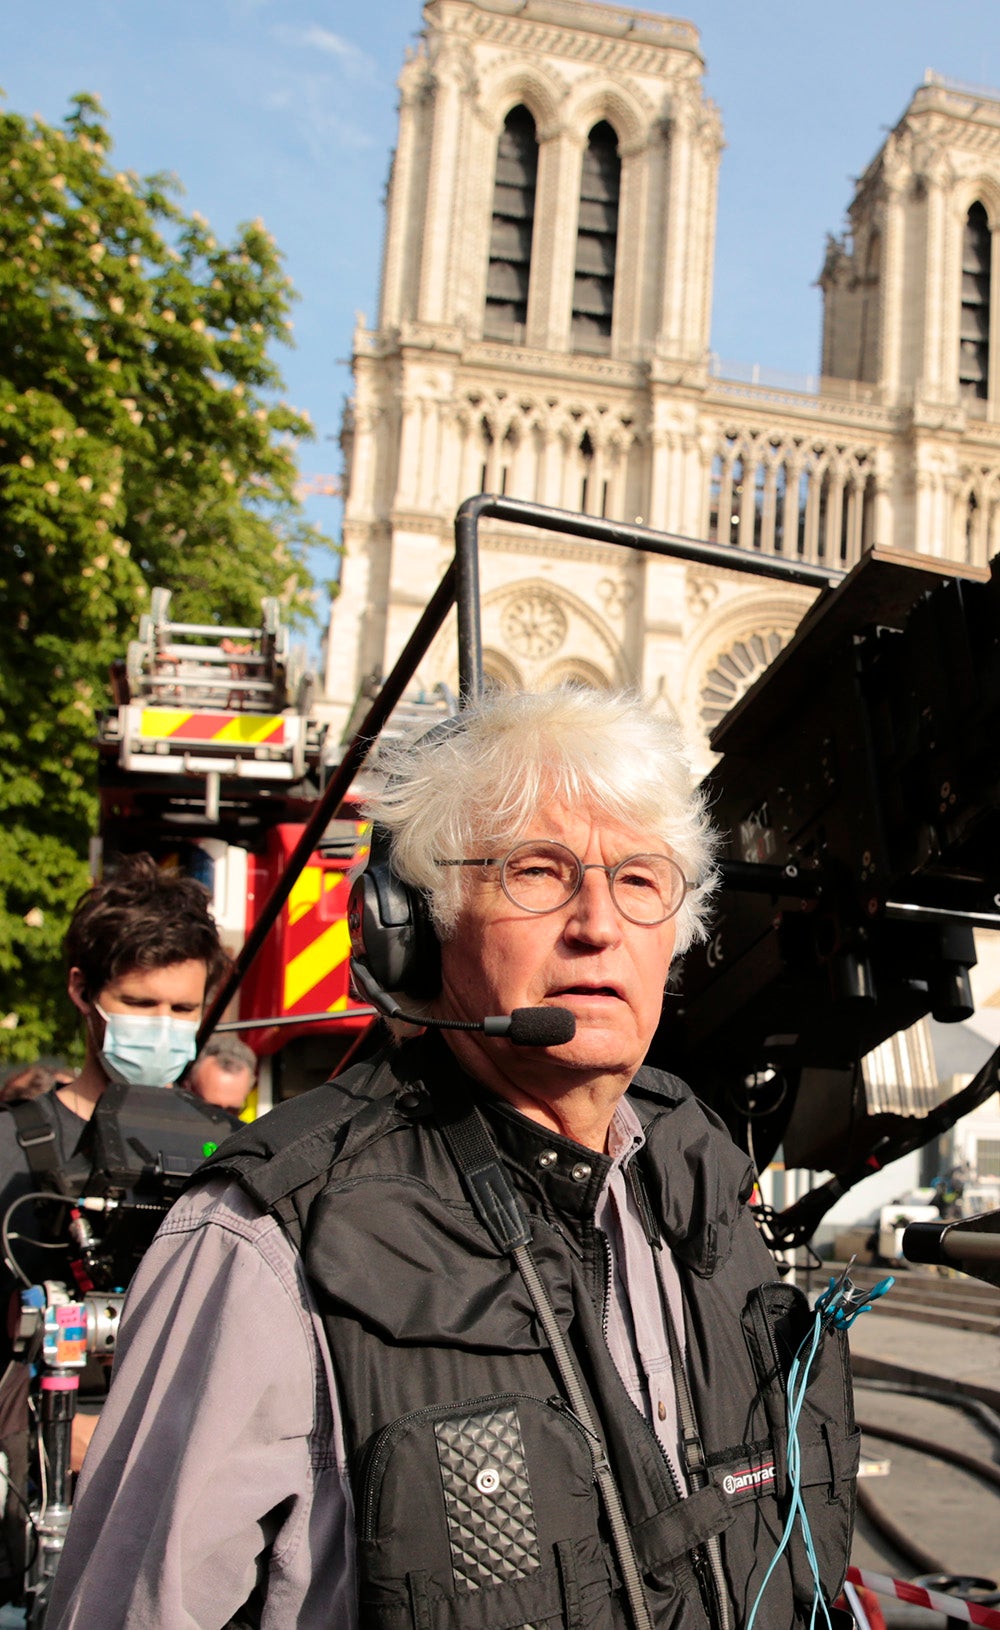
[401,888,441,1001]
[348,714,468,1001]
[347,833,441,1000]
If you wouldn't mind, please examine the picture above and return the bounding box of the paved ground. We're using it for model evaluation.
[846,1305,1000,1628]
[848,1307,1000,1410]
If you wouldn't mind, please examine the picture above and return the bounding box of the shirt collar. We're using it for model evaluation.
[607,1093,646,1169]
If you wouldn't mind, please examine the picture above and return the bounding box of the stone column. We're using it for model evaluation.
[344,393,381,519]
[826,467,846,567]
[921,160,951,397]
[739,453,757,547]
[847,474,865,565]
[762,464,779,555]
[613,137,645,358]
[803,462,822,563]
[715,448,734,549]
[877,159,908,397]
[589,437,607,516]
[417,48,468,324]
[990,224,1000,416]
[913,453,937,554]
[782,459,802,557]
[647,425,671,532]
[685,99,723,363]
[394,392,422,509]
[988,491,1000,559]
[657,94,695,358]
[379,62,429,327]
[540,132,586,353]
[873,465,893,549]
[633,122,669,354]
[525,123,566,350]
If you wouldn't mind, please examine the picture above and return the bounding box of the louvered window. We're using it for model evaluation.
[959,202,990,400]
[572,122,620,352]
[484,106,538,342]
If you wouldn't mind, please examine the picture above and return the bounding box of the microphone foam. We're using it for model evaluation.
[506,1006,577,1047]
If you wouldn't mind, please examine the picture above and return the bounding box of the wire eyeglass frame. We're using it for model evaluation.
[436,839,697,926]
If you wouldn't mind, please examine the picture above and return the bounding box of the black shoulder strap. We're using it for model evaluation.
[198,1050,406,1227]
[7,1099,69,1193]
[432,1094,654,1630]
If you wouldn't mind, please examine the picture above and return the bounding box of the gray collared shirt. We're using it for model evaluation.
[50,1096,687,1629]
[596,1094,689,1493]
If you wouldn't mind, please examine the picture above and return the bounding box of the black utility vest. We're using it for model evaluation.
[209,1037,859,1630]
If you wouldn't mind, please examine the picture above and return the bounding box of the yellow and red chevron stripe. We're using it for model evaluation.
[281,859,356,1015]
[138,709,286,745]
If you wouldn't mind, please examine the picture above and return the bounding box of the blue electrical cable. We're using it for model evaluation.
[744,1269,894,1630]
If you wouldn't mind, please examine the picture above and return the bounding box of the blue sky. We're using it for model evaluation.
[6,0,1000,631]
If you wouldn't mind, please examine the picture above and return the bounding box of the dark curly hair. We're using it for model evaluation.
[65,854,230,1001]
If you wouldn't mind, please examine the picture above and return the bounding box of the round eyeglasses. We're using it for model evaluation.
[436,840,696,926]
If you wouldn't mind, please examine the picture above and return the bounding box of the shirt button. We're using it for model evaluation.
[537,1150,558,1169]
[657,1400,667,1422]
[397,1091,422,1113]
[571,1162,592,1183]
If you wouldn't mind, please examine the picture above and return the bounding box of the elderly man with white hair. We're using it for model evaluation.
[50,689,857,1630]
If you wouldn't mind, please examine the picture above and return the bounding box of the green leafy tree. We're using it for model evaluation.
[0,92,330,1063]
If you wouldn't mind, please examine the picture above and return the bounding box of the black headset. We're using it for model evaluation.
[346,714,470,1000]
[347,819,441,999]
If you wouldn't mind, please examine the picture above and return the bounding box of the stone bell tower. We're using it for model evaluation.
[324,16,1000,774]
[324,0,743,756]
[820,72,1000,561]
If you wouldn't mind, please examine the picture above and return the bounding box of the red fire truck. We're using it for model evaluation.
[96,589,414,1110]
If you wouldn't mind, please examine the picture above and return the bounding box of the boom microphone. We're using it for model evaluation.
[497,1006,576,1046]
[351,962,576,1047]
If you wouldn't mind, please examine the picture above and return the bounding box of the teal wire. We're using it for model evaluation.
[744,1291,843,1630]
[744,1274,893,1630]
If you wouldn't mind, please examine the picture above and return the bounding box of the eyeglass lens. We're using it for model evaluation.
[500,841,685,924]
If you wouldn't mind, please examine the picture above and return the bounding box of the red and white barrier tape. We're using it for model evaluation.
[846,1567,1000,1629]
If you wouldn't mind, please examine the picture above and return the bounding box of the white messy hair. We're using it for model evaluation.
[362,688,719,955]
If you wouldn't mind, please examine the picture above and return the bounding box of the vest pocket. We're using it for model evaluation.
[739,1282,858,1610]
[355,1392,618,1629]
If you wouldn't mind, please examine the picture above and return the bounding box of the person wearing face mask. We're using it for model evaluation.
[0,854,231,1604]
[0,854,231,1396]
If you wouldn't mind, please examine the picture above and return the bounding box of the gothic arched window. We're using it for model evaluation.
[572,121,620,352]
[773,464,787,554]
[965,490,979,562]
[959,202,991,401]
[708,454,722,543]
[484,106,539,343]
[858,229,881,382]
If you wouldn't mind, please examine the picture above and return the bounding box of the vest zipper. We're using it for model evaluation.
[654,1252,734,1630]
[621,1161,734,1630]
[597,1226,685,1507]
[597,1221,730,1629]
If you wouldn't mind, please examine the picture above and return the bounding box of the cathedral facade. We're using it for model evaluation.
[323,0,1000,773]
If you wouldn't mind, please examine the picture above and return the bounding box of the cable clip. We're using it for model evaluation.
[815,1264,894,1330]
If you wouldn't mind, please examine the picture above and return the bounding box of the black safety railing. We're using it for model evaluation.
[198,496,844,1046]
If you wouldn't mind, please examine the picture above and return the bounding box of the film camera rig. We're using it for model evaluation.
[4,1084,233,1625]
[665,542,1000,1248]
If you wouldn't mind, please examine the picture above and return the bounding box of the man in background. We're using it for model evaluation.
[0,855,233,1603]
[185,1035,257,1116]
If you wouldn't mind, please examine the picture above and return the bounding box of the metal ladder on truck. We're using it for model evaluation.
[100,587,320,824]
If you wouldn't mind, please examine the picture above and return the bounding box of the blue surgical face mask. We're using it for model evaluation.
[94,1002,199,1089]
